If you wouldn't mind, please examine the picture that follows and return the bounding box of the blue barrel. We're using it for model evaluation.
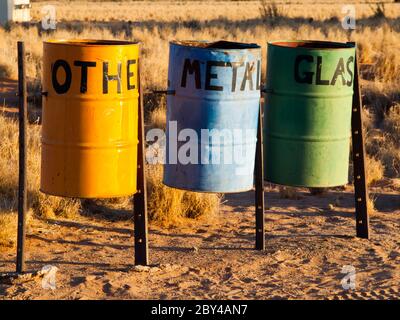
[163,41,261,193]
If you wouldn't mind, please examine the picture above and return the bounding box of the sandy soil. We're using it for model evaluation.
[1,183,399,300]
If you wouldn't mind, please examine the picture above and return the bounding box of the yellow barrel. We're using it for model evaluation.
[41,39,139,198]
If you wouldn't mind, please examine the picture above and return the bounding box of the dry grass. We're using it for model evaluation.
[0,213,17,248]
[367,194,377,214]
[0,113,81,246]
[383,105,400,140]
[366,155,385,186]
[148,105,167,130]
[0,110,220,245]
[1,2,399,89]
[279,187,302,200]
[1,0,400,246]
[380,106,400,177]
[146,165,221,227]
[365,104,400,178]
[34,194,81,219]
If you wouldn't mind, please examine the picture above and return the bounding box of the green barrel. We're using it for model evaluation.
[264,40,356,187]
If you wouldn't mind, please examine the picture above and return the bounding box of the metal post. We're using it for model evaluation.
[16,41,28,273]
[133,55,149,265]
[255,101,265,250]
[351,47,370,239]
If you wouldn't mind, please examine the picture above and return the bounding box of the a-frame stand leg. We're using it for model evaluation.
[133,56,149,265]
[351,50,370,239]
[255,101,265,250]
[16,41,28,274]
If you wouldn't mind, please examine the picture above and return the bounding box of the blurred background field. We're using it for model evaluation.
[0,0,399,248]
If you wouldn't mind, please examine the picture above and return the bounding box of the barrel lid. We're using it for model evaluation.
[170,40,260,51]
[268,40,355,50]
[44,39,139,46]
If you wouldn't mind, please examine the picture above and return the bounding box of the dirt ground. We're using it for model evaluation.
[1,183,399,300]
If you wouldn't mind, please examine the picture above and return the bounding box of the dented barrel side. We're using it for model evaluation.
[264,40,356,187]
[164,41,261,192]
[41,40,139,198]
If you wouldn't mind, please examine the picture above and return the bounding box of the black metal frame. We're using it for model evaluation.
[16,41,28,273]
[14,43,369,273]
[256,45,370,244]
[133,56,150,265]
[254,102,265,250]
[14,42,150,271]
[351,53,370,239]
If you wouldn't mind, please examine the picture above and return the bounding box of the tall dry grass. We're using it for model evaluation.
[0,114,80,247]
[0,0,400,246]
[147,165,220,227]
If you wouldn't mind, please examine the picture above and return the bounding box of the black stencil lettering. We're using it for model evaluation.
[52,59,72,94]
[103,62,122,94]
[240,62,254,91]
[256,60,261,90]
[316,56,329,86]
[127,59,136,90]
[181,59,201,89]
[346,56,354,87]
[294,55,314,84]
[230,61,243,92]
[74,60,96,93]
[330,57,346,86]
[205,61,229,91]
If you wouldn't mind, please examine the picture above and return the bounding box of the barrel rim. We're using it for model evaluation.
[268,40,355,50]
[170,40,261,51]
[43,39,140,46]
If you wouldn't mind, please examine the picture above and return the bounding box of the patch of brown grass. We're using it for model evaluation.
[146,164,220,227]
[148,105,167,130]
[33,194,81,220]
[367,194,377,213]
[279,186,302,200]
[366,155,385,186]
[376,106,400,177]
[0,209,33,248]
[383,105,400,140]
[0,212,17,248]
[0,114,81,247]
[380,141,400,178]
[1,0,400,246]
[363,102,400,179]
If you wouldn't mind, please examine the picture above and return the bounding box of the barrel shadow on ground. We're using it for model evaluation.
[45,219,133,235]
[28,260,128,270]
[150,230,205,239]
[225,187,400,213]
[373,193,400,212]
[150,232,355,253]
[80,199,134,222]
[0,260,127,271]
[224,189,354,208]
[28,234,133,250]
[151,245,253,252]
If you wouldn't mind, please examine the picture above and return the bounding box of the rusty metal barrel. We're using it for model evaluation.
[264,40,356,187]
[41,39,139,198]
[163,40,261,193]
